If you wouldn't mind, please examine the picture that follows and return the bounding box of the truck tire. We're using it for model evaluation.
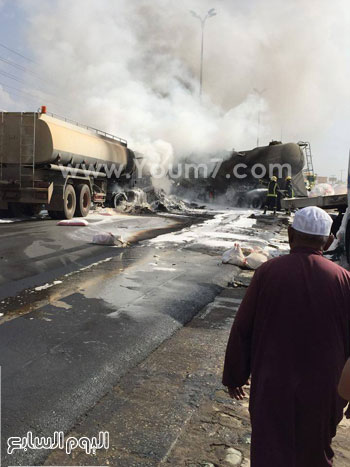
[63,184,76,219]
[75,184,91,217]
[113,192,127,208]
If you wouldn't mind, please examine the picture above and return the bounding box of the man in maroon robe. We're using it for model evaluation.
[223,207,350,466]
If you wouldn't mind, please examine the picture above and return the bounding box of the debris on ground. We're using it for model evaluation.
[220,213,289,270]
[222,243,269,270]
[116,188,206,215]
[149,208,291,269]
[222,243,246,267]
[92,231,126,246]
[57,219,89,226]
[228,269,254,288]
[34,280,63,291]
[245,250,268,269]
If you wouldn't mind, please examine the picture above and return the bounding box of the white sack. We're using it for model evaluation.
[57,219,89,226]
[92,232,121,246]
[245,252,268,270]
[222,243,246,267]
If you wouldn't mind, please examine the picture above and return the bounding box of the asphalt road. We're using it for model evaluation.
[0,208,226,466]
[0,242,234,467]
[0,212,189,300]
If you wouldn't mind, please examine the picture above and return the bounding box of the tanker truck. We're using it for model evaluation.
[213,141,307,208]
[0,108,136,219]
[178,140,308,206]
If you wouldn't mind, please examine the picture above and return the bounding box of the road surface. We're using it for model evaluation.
[0,210,195,301]
[0,207,283,466]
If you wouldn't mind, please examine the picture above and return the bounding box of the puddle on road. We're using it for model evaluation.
[0,248,144,324]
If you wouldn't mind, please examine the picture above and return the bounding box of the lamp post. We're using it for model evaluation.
[190,8,217,98]
[253,88,267,147]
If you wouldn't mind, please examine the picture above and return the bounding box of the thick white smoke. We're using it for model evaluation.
[4,0,350,177]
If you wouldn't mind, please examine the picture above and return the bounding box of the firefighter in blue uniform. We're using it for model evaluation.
[263,176,279,215]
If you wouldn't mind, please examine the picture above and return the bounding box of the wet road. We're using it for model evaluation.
[0,242,234,467]
[0,208,259,466]
[0,212,189,300]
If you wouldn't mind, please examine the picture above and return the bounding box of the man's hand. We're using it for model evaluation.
[228,386,246,400]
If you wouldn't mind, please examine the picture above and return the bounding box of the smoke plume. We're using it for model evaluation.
[2,0,350,176]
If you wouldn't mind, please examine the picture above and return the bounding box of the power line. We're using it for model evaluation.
[0,68,54,99]
[0,81,63,110]
[0,81,45,100]
[0,83,39,106]
[0,69,27,85]
[0,56,27,72]
[0,42,35,63]
[0,56,46,83]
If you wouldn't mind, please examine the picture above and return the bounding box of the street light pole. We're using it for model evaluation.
[199,19,204,97]
[190,8,217,99]
[253,88,267,147]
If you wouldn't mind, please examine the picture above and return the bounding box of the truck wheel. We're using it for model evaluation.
[113,192,127,208]
[63,184,76,219]
[75,184,91,217]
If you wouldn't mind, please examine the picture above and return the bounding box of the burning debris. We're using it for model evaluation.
[113,188,205,215]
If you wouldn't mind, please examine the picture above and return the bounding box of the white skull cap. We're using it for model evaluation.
[292,206,332,236]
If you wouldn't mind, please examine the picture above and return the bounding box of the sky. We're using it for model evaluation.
[0,0,349,179]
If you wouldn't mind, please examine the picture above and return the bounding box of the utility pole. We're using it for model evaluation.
[190,8,217,99]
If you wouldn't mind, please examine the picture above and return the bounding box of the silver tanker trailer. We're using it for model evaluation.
[0,108,136,218]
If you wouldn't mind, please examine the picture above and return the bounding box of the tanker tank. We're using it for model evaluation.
[0,110,137,219]
[173,141,308,206]
[1,112,135,176]
[212,141,306,195]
